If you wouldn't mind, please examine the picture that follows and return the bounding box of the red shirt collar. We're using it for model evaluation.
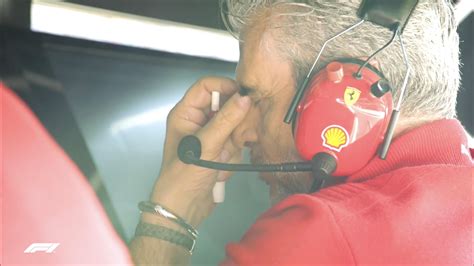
[348,119,473,182]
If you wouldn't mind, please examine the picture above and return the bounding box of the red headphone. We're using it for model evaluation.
[177,0,416,193]
[282,0,417,182]
[291,58,393,176]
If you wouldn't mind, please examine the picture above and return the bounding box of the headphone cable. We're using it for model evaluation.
[355,23,400,79]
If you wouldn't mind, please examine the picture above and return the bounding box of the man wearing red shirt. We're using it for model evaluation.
[129,0,473,264]
[2,0,471,265]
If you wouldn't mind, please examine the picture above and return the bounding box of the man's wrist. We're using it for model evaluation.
[132,201,198,261]
[150,180,204,228]
[130,234,192,265]
[140,212,186,233]
[138,200,199,240]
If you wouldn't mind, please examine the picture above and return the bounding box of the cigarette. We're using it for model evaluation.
[211,91,220,112]
[211,91,225,203]
[213,180,226,203]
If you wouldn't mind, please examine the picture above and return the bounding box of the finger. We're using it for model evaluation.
[213,141,242,203]
[162,105,207,164]
[216,152,241,182]
[167,77,238,132]
[163,78,242,166]
[169,105,208,131]
[182,77,239,110]
[197,93,251,156]
[163,90,238,157]
[215,140,242,181]
[171,89,234,130]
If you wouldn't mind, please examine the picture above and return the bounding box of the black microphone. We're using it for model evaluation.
[177,135,313,172]
[177,135,337,192]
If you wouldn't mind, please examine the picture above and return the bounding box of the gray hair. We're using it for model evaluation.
[221,0,460,121]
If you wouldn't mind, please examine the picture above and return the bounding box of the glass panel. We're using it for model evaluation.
[46,43,270,264]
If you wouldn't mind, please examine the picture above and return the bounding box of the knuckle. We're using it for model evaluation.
[166,105,178,123]
[193,76,213,89]
[193,78,206,89]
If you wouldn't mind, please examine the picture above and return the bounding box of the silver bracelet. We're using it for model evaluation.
[138,201,198,239]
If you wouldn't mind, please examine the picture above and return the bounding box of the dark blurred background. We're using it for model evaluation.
[62,0,472,133]
[66,0,224,29]
[1,0,472,265]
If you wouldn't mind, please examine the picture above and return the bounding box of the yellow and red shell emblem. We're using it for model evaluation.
[321,125,349,152]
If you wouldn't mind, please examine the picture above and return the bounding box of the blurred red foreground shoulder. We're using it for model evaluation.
[1,83,132,265]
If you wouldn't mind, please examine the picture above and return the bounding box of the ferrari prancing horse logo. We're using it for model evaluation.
[344,87,361,106]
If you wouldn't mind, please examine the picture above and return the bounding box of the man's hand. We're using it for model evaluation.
[130,77,251,265]
[150,77,251,227]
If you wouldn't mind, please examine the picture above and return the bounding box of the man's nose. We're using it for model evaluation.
[231,109,259,149]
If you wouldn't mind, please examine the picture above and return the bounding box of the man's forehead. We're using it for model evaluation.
[236,59,268,98]
[236,41,263,95]
[237,30,277,94]
[236,64,292,100]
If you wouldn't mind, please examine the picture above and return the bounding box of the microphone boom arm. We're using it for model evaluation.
[188,157,314,172]
[178,135,314,172]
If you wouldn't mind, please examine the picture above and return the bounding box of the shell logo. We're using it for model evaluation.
[321,125,349,152]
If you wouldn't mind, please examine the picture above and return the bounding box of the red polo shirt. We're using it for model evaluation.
[222,119,473,265]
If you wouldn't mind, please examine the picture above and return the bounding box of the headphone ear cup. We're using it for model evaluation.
[293,60,393,176]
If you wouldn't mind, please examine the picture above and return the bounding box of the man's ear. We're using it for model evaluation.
[359,57,380,70]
